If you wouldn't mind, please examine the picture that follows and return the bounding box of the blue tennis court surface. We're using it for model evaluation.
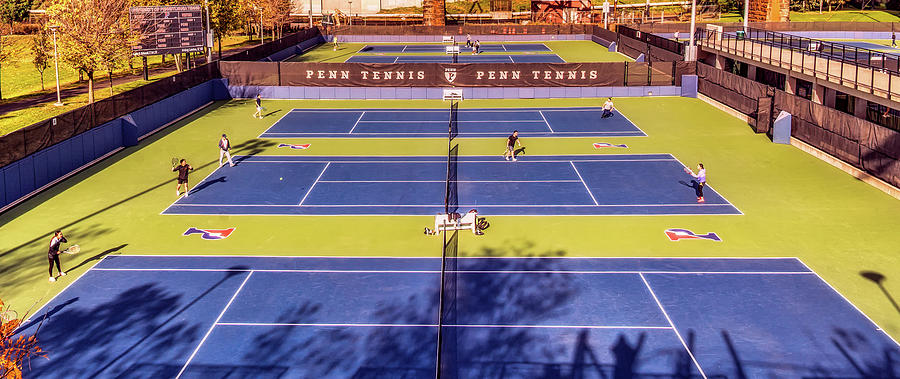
[345,54,566,63]
[837,41,899,51]
[260,107,645,139]
[162,154,739,216]
[17,256,900,378]
[358,43,552,53]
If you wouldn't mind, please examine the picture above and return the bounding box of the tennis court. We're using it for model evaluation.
[259,107,645,139]
[834,41,899,51]
[358,43,552,53]
[161,154,739,216]
[17,255,899,378]
[344,54,566,63]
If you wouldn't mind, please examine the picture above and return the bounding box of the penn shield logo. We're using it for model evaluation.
[278,143,311,150]
[184,227,235,240]
[444,68,457,83]
[665,229,721,241]
[593,143,628,148]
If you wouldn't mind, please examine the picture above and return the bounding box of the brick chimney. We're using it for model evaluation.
[749,0,789,22]
[424,0,446,25]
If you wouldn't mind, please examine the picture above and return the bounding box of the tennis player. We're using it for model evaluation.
[466,34,472,47]
[219,134,235,168]
[253,94,263,119]
[685,163,706,203]
[504,130,521,161]
[602,98,615,118]
[173,159,193,197]
[47,230,67,282]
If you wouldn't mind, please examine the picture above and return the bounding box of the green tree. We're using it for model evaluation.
[31,27,52,91]
[47,0,133,104]
[208,0,246,59]
[0,0,34,26]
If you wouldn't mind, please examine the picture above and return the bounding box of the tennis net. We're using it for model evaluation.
[436,100,461,378]
[435,229,459,378]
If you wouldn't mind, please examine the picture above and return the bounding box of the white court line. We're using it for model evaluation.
[261,131,644,136]
[640,273,708,379]
[215,322,672,329]
[159,162,230,216]
[224,159,678,164]
[255,108,295,139]
[118,254,807,260]
[175,271,254,379]
[298,162,330,206]
[617,109,649,137]
[91,267,816,275]
[288,108,628,113]
[401,45,407,52]
[318,180,582,183]
[167,203,738,208]
[570,161,599,206]
[539,111,554,132]
[16,255,110,331]
[348,111,366,134]
[393,56,399,63]
[355,120,545,123]
[795,258,900,348]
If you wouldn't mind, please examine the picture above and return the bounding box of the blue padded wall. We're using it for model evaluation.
[1,80,218,211]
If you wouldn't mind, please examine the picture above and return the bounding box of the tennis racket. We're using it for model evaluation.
[172,157,179,168]
[683,167,692,174]
[0,309,18,323]
[62,245,80,255]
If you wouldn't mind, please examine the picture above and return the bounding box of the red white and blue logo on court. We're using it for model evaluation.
[665,229,721,241]
[278,143,311,150]
[184,227,235,240]
[593,143,628,148]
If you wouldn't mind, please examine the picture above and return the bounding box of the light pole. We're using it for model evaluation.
[205,0,212,64]
[348,0,353,26]
[743,0,749,32]
[309,0,314,27]
[49,25,63,107]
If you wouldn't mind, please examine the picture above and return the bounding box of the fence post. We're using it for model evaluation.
[624,61,629,86]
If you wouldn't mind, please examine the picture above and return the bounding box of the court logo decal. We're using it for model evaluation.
[278,143,311,150]
[593,142,628,149]
[184,227,235,240]
[665,228,721,241]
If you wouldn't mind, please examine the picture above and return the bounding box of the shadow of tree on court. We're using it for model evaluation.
[65,243,127,274]
[16,268,248,378]
[231,242,716,378]
[0,137,276,279]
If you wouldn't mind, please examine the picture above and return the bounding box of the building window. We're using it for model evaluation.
[834,91,854,115]
[724,58,748,77]
[867,103,900,132]
[754,67,785,90]
[795,79,812,100]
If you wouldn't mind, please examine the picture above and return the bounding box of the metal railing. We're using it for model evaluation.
[619,25,684,55]
[698,27,900,102]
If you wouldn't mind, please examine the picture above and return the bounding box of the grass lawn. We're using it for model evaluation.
[288,41,631,63]
[2,95,900,347]
[0,70,179,136]
[790,9,900,22]
[719,9,899,22]
[1,34,255,101]
[0,34,256,137]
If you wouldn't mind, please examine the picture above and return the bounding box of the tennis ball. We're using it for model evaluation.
[279,177,283,181]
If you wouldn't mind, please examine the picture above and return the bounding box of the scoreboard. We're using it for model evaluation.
[130,5,206,57]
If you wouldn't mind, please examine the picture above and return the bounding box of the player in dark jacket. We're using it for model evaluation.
[48,230,67,282]
[173,159,193,197]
